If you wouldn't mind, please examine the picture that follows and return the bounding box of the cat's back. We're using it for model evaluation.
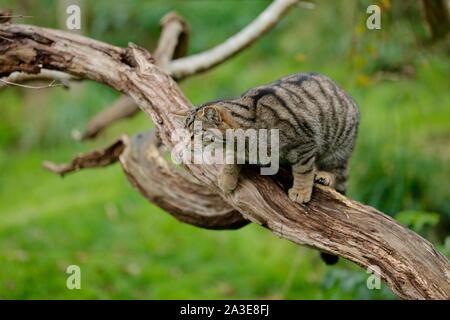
[233,72,360,150]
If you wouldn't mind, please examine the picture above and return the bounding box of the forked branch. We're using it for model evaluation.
[44,130,248,230]
[169,0,300,80]
[1,0,299,139]
[75,11,190,140]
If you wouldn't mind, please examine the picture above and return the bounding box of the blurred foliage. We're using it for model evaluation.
[0,0,448,299]
[396,210,439,235]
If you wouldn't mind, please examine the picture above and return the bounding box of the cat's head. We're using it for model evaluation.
[171,104,231,146]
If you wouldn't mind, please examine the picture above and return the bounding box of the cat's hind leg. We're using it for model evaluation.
[333,165,349,195]
[314,171,336,188]
[315,156,349,195]
[315,165,348,195]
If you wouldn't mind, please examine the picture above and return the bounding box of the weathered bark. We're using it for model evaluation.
[169,0,299,80]
[77,11,190,140]
[1,0,299,139]
[43,129,248,230]
[1,0,450,300]
[153,11,190,71]
[0,69,78,90]
[75,95,138,140]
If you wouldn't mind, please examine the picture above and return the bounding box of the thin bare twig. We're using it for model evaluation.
[0,78,64,89]
[0,35,12,41]
[0,15,33,18]
[2,1,298,139]
[0,69,79,90]
[79,0,298,140]
[0,10,32,24]
[170,0,299,80]
[78,11,190,140]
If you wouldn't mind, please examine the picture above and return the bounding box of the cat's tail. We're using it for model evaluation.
[320,252,339,265]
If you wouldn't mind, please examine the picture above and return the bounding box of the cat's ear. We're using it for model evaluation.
[170,110,188,127]
[202,106,222,125]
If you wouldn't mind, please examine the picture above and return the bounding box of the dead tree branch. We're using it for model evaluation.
[1,0,449,300]
[77,11,190,140]
[154,11,190,71]
[169,0,299,80]
[73,95,138,140]
[0,69,79,90]
[77,0,297,140]
[44,129,248,230]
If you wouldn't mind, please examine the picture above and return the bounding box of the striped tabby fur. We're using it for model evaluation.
[176,72,360,204]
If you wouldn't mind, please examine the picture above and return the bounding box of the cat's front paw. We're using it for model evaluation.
[288,187,312,204]
[218,173,239,194]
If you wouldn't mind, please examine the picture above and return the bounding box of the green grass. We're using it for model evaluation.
[1,56,447,299]
[0,147,395,299]
[0,0,448,299]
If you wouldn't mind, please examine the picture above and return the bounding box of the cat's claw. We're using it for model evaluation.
[288,187,312,204]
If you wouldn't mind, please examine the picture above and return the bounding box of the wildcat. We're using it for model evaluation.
[173,72,360,204]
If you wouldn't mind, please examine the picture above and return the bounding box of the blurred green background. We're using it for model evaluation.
[0,0,449,299]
